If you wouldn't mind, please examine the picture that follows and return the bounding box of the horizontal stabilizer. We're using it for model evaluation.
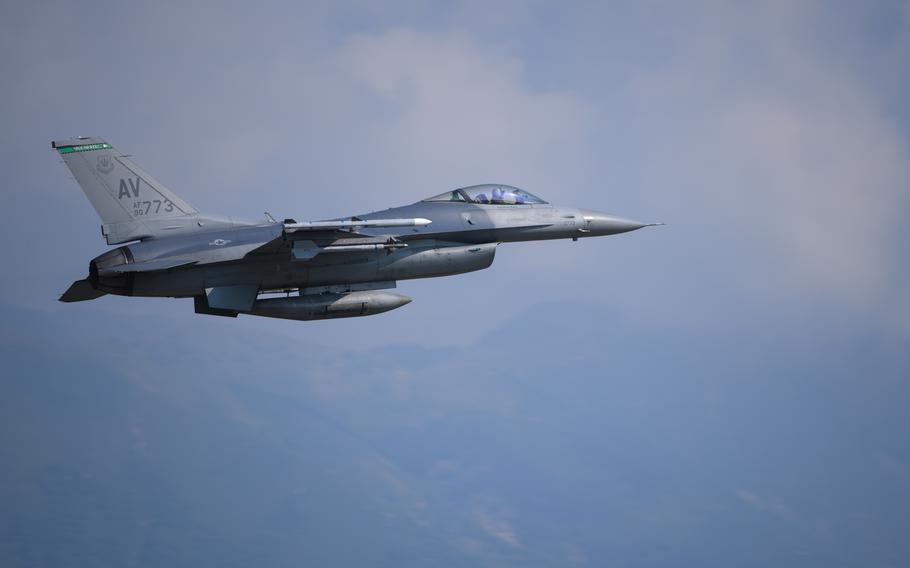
[109,258,197,273]
[60,279,107,303]
[284,218,431,233]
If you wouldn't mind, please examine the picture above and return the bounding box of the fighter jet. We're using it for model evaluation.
[55,137,659,321]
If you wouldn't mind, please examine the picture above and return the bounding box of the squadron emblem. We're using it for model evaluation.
[96,155,114,175]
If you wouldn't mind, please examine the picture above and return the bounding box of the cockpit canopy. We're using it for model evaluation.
[423,184,548,205]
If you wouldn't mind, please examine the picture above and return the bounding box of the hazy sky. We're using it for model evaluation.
[2,0,908,347]
[1,2,909,566]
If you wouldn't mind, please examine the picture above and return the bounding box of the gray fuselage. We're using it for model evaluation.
[90,199,647,299]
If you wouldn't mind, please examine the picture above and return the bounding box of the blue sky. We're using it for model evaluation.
[1,2,909,566]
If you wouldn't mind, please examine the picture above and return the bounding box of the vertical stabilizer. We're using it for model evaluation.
[52,137,199,244]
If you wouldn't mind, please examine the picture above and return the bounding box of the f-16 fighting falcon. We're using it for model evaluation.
[55,137,660,321]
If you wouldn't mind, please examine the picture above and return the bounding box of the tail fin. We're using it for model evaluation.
[52,137,199,244]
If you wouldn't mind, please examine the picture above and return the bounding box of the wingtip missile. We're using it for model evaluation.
[284,218,433,233]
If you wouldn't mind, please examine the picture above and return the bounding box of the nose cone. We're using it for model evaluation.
[579,210,653,236]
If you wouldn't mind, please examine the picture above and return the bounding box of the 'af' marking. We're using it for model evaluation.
[118,177,141,199]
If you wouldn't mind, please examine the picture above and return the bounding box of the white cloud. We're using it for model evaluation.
[475,509,522,548]
[736,489,795,521]
[337,29,595,196]
[606,1,910,322]
[714,91,908,306]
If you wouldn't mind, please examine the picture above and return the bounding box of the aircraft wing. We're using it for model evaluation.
[161,218,433,265]
[245,218,430,259]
